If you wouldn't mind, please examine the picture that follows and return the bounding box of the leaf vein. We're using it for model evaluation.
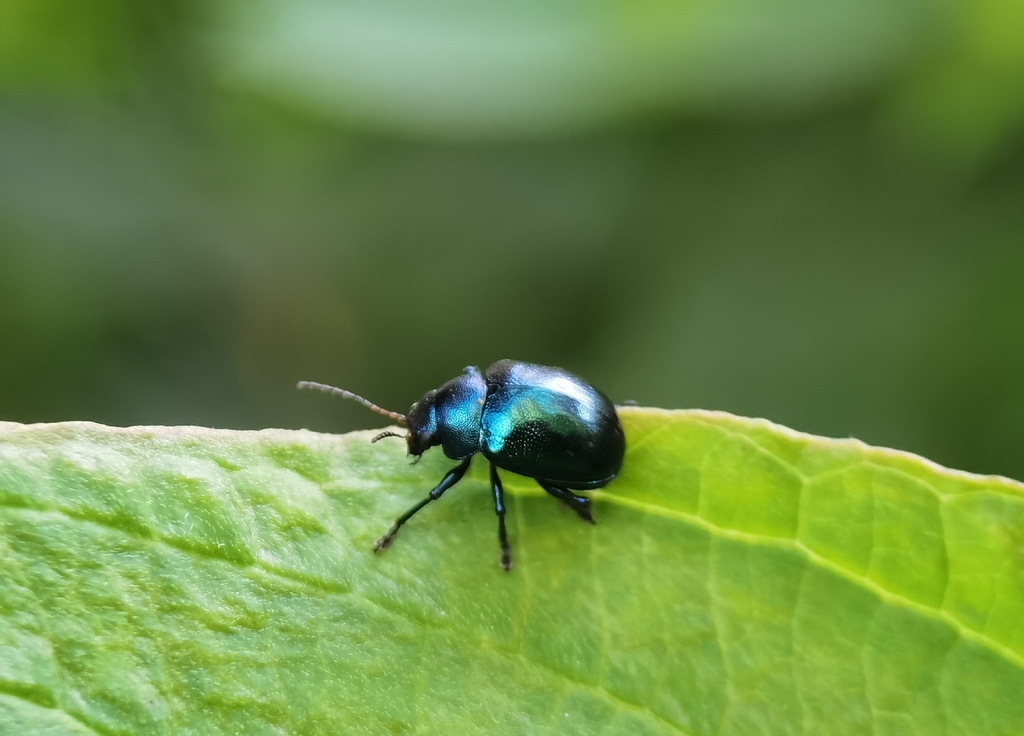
[0,501,351,596]
[353,593,693,736]
[0,684,116,736]
[602,495,1024,674]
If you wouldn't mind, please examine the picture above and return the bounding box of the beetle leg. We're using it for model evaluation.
[374,457,471,552]
[490,464,513,572]
[537,482,596,525]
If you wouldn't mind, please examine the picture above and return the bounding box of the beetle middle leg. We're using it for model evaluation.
[489,464,513,572]
[537,481,595,524]
[374,457,471,552]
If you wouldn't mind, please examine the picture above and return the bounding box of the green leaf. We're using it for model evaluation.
[1,411,1022,734]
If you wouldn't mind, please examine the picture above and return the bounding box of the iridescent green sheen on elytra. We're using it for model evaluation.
[478,360,624,488]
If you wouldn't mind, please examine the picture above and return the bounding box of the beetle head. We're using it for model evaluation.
[405,389,441,456]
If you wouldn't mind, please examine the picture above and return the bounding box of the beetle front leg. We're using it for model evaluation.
[489,464,513,571]
[374,457,471,552]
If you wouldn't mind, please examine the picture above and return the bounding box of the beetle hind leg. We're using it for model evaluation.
[537,481,596,525]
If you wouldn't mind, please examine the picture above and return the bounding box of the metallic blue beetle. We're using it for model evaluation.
[299,359,626,571]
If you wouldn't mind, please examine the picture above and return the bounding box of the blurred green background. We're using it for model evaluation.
[1,0,1022,479]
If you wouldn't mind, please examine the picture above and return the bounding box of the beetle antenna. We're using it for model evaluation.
[297,381,408,426]
[371,430,405,443]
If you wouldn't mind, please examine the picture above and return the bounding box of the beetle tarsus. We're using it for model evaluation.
[498,513,513,571]
[577,505,596,525]
[566,495,596,525]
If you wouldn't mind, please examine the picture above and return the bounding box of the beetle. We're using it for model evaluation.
[298,359,626,571]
